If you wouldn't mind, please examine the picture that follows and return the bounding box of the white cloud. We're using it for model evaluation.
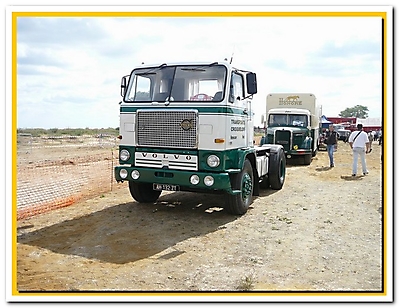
[14,10,386,128]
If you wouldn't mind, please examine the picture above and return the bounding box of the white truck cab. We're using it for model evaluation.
[115,61,286,215]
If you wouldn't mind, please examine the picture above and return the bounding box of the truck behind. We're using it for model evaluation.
[261,93,322,165]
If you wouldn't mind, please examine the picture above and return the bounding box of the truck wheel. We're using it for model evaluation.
[225,159,254,215]
[259,177,270,189]
[269,148,286,190]
[304,154,312,165]
[128,181,161,203]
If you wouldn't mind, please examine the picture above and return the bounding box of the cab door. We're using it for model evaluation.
[228,72,251,147]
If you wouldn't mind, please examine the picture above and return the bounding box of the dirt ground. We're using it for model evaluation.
[15,139,385,299]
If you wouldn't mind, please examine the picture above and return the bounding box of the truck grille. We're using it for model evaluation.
[135,151,198,171]
[275,130,291,152]
[136,110,198,149]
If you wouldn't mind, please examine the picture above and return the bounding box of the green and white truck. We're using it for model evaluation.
[261,93,322,165]
[114,61,286,215]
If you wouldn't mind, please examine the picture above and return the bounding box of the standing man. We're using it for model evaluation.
[325,124,338,167]
[348,123,370,176]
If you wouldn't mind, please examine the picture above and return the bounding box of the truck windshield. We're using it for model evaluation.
[269,114,308,127]
[124,64,227,103]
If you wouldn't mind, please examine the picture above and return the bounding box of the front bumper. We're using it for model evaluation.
[285,149,312,156]
[115,166,234,193]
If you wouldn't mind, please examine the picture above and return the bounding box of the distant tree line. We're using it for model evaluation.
[339,105,369,118]
[17,127,119,137]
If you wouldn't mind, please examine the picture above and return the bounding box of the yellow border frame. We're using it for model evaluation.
[11,9,389,300]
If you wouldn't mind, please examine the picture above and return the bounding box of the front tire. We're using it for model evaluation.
[312,143,318,157]
[304,154,312,165]
[225,159,254,215]
[129,181,161,203]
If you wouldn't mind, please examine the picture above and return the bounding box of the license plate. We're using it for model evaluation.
[153,183,180,191]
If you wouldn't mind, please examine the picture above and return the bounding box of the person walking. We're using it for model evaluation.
[348,123,370,176]
[368,132,373,152]
[325,124,338,167]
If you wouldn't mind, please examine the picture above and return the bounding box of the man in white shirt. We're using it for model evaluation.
[348,123,370,176]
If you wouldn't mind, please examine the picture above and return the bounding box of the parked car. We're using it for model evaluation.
[318,134,327,151]
[336,128,351,142]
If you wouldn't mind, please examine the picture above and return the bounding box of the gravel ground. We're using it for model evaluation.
[15,140,386,301]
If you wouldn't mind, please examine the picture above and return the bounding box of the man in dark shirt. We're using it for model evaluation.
[325,124,338,167]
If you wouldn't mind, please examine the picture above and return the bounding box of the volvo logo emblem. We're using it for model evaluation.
[180,119,193,131]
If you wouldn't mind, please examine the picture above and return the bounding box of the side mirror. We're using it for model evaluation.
[246,72,257,95]
[120,76,128,97]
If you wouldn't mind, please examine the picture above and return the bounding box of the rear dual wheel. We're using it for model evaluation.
[269,147,286,190]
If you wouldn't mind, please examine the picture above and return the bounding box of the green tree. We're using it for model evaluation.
[339,105,369,118]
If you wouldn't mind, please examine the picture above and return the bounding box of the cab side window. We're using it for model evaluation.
[229,72,244,103]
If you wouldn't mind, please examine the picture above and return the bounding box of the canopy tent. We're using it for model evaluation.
[321,115,332,129]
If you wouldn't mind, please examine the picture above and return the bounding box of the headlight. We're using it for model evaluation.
[190,174,200,185]
[204,176,214,186]
[120,149,130,161]
[131,170,140,180]
[207,154,220,168]
[119,169,128,179]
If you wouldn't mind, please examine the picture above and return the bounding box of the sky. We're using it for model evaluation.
[4,3,395,303]
[12,6,388,129]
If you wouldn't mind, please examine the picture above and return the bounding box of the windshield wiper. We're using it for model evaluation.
[137,63,167,75]
[180,62,219,71]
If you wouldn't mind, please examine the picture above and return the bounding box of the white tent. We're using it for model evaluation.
[356,118,382,127]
